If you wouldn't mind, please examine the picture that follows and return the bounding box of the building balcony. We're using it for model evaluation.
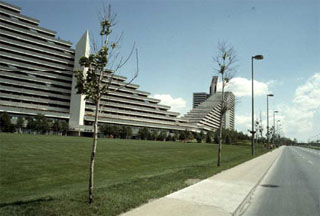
[0,43,74,66]
[0,104,69,119]
[86,105,177,122]
[0,35,74,60]
[0,52,74,71]
[0,100,69,113]
[0,84,71,101]
[0,58,73,77]
[0,71,72,89]
[0,77,71,95]
[0,28,74,54]
[0,19,72,49]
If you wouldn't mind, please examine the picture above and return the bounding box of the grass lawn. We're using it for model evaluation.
[303,145,320,150]
[0,133,268,216]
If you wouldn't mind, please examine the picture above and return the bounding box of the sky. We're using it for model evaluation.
[7,0,320,142]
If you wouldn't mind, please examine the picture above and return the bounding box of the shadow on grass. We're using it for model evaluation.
[0,197,53,207]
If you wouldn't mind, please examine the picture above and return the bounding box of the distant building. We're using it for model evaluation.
[186,76,235,131]
[0,1,235,135]
[0,1,196,134]
[193,76,219,108]
[0,1,74,121]
[193,92,209,108]
[209,76,218,95]
[69,31,195,134]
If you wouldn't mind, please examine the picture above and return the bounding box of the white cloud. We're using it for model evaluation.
[235,115,251,134]
[235,112,269,136]
[293,73,320,110]
[267,79,284,87]
[153,94,187,114]
[277,73,320,141]
[218,77,270,97]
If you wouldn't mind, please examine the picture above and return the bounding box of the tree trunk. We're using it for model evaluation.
[89,99,100,203]
[217,73,225,167]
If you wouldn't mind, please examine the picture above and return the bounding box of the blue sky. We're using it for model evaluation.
[8,0,320,142]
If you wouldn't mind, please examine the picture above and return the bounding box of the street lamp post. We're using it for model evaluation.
[277,120,281,146]
[273,110,278,147]
[251,55,264,156]
[267,94,274,149]
[277,120,281,133]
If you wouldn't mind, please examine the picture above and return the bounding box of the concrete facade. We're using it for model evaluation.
[193,76,219,108]
[193,92,209,108]
[0,1,197,133]
[0,1,235,134]
[69,30,89,129]
[0,1,74,120]
[186,76,235,131]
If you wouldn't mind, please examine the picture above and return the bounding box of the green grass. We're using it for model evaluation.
[0,133,268,216]
[302,145,320,150]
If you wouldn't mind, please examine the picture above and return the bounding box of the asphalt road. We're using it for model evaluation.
[243,146,320,216]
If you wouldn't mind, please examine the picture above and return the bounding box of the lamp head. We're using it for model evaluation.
[253,55,264,60]
[274,110,279,113]
[267,94,274,97]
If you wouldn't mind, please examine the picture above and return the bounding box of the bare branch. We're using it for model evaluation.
[214,41,238,77]
[109,50,121,71]
[114,42,136,71]
[90,32,98,53]
[108,32,124,64]
[75,2,139,204]
[110,48,139,92]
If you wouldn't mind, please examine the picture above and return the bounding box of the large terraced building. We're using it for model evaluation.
[0,1,234,134]
[184,76,235,131]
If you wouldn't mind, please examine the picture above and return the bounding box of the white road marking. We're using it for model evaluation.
[308,160,313,165]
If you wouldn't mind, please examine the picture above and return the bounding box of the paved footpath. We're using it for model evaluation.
[243,146,320,216]
[121,146,284,216]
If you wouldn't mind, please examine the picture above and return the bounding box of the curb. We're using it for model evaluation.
[233,147,284,216]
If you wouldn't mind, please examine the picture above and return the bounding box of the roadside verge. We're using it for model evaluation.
[121,146,284,216]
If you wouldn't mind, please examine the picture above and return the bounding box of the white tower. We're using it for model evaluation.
[69,31,90,131]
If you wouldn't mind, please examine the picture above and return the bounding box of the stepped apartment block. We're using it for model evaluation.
[0,1,235,134]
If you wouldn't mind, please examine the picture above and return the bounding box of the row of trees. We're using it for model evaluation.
[100,124,132,139]
[71,4,240,203]
[1,111,250,144]
[0,112,16,133]
[0,112,68,135]
[99,124,251,145]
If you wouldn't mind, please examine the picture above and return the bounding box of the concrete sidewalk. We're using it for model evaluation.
[121,146,284,216]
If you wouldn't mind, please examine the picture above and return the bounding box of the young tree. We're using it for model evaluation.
[186,130,194,140]
[52,120,62,135]
[138,127,149,140]
[61,121,69,136]
[172,132,178,142]
[166,134,172,141]
[120,126,132,139]
[119,125,127,139]
[34,114,50,134]
[74,5,138,203]
[126,126,132,138]
[26,116,35,133]
[214,42,237,166]
[179,130,186,141]
[151,130,158,141]
[255,119,260,142]
[206,132,212,143]
[214,133,219,144]
[196,130,205,143]
[157,131,167,141]
[0,112,15,133]
[15,116,24,134]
